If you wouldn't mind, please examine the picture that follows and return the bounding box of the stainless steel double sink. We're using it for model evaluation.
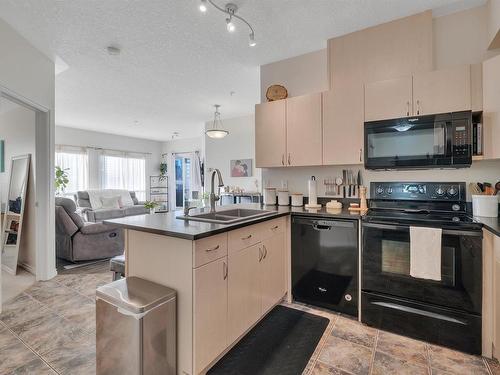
[177,208,275,224]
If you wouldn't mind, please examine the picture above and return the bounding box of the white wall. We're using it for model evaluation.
[0,18,56,281]
[260,49,328,103]
[0,104,37,271]
[55,126,164,198]
[162,136,203,155]
[205,115,261,193]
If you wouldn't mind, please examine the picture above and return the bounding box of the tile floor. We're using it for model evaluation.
[2,268,36,303]
[0,261,498,375]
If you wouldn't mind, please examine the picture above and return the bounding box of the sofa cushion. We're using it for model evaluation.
[124,205,149,216]
[76,191,92,208]
[92,208,126,222]
[101,196,121,209]
[129,191,139,205]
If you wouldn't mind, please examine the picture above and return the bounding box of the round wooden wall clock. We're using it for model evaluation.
[266,85,288,101]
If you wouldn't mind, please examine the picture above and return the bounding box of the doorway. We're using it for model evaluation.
[174,153,192,209]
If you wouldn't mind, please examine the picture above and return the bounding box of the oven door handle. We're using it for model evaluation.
[362,222,482,237]
[371,301,467,325]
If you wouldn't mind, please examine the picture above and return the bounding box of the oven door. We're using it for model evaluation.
[364,114,451,169]
[362,221,482,314]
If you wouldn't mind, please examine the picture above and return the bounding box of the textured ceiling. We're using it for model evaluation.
[0,0,485,140]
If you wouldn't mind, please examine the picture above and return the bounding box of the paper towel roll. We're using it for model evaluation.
[308,176,317,206]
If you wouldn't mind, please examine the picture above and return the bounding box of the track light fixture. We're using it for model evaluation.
[199,1,257,47]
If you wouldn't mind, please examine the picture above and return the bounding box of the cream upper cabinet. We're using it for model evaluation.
[483,54,500,160]
[260,231,286,314]
[286,93,323,166]
[193,257,228,373]
[255,100,287,168]
[323,88,364,165]
[412,65,471,116]
[364,76,413,122]
[227,243,262,344]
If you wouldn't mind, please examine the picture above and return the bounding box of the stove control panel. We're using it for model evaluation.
[371,182,466,201]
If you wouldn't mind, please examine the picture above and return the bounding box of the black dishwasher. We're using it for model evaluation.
[292,216,358,317]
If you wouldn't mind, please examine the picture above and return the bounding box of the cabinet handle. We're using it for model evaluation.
[263,245,268,259]
[241,234,252,240]
[359,149,362,163]
[205,245,220,252]
[281,154,285,166]
[288,153,291,165]
[258,247,263,262]
[223,261,228,280]
[271,225,279,230]
[406,101,410,116]
[416,100,420,115]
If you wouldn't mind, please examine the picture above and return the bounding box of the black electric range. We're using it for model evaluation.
[361,182,483,355]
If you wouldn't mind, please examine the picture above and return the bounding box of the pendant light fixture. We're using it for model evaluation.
[198,1,257,47]
[205,104,229,139]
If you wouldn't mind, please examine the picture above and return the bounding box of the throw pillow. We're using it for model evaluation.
[100,196,121,209]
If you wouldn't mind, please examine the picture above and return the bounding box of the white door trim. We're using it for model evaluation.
[1,85,56,282]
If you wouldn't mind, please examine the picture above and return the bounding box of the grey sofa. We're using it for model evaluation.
[55,197,124,262]
[76,190,148,222]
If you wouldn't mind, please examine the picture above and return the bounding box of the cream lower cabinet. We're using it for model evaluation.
[494,234,500,359]
[261,231,286,314]
[227,243,262,344]
[193,257,228,372]
[483,54,500,160]
[483,229,500,359]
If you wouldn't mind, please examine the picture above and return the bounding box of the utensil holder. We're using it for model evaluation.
[472,194,499,218]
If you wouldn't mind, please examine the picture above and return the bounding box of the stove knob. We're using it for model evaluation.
[435,186,445,196]
[418,185,426,194]
[386,187,393,195]
[447,186,458,197]
[452,204,460,211]
[376,186,384,195]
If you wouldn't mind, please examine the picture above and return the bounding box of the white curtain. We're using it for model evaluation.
[55,145,89,197]
[100,151,146,200]
[191,151,202,195]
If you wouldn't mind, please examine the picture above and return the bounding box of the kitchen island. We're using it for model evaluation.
[105,204,360,375]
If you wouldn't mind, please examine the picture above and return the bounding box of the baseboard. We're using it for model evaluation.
[18,261,35,275]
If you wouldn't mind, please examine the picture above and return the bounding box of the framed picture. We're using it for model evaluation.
[230,159,252,177]
[8,219,19,233]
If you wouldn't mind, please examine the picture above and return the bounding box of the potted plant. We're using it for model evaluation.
[55,166,69,196]
[144,200,159,214]
[159,162,168,181]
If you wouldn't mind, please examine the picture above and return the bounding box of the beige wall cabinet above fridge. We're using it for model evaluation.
[364,65,472,122]
[255,93,322,168]
[482,54,500,160]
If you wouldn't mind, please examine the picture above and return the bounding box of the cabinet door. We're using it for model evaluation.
[364,76,413,121]
[286,93,323,166]
[227,243,262,344]
[255,100,286,167]
[322,88,364,165]
[193,257,228,373]
[412,65,471,116]
[494,235,500,359]
[483,55,500,160]
[261,232,286,314]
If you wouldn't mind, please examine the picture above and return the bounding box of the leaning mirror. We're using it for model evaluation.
[1,154,30,275]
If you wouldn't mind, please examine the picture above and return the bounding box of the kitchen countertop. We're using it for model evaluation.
[473,216,500,237]
[104,204,362,240]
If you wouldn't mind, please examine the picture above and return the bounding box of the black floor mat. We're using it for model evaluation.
[208,305,329,375]
[294,269,352,306]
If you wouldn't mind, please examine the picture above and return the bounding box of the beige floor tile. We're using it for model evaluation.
[310,360,352,374]
[371,351,429,375]
[0,326,42,374]
[0,293,46,329]
[43,334,96,375]
[486,358,500,375]
[25,280,76,306]
[376,330,428,366]
[8,357,57,375]
[1,269,36,304]
[331,316,377,348]
[429,345,489,375]
[318,335,372,375]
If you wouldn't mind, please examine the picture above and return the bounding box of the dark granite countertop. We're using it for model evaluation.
[473,216,500,237]
[104,203,361,240]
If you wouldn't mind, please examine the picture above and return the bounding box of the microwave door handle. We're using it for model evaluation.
[445,122,453,157]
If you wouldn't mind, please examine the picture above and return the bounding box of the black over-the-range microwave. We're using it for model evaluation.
[364,111,472,170]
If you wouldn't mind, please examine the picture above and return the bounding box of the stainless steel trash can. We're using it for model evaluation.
[96,276,176,375]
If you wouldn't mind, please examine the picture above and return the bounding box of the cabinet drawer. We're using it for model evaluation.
[228,225,261,254]
[259,217,286,240]
[194,233,228,268]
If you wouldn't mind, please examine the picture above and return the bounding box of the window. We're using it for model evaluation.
[100,152,146,200]
[175,155,192,208]
[55,146,89,197]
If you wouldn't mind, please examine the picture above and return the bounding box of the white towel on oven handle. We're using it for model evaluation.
[410,226,442,281]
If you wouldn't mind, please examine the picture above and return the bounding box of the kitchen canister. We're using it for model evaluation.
[472,194,499,217]
[278,190,290,206]
[291,193,304,207]
[263,188,277,206]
